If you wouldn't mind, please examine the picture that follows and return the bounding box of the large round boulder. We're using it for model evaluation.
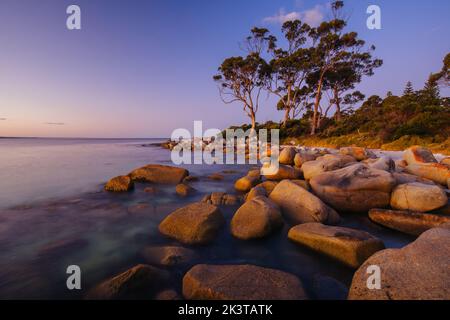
[368,208,450,236]
[269,180,340,225]
[129,164,188,184]
[279,146,297,165]
[288,223,384,268]
[158,202,224,245]
[390,182,447,212]
[302,154,356,180]
[231,196,283,240]
[348,226,450,300]
[310,163,396,213]
[182,264,308,300]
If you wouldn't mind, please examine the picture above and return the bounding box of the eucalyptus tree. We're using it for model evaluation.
[213,28,272,131]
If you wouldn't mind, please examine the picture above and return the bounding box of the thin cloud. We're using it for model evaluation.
[0,118,6,121]
[263,5,325,27]
[45,122,65,125]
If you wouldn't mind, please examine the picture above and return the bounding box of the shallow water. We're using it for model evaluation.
[0,139,415,299]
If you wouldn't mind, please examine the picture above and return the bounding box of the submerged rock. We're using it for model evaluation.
[86,264,169,299]
[288,223,384,268]
[302,154,356,180]
[348,226,450,300]
[312,275,349,300]
[201,193,241,206]
[182,264,308,300]
[158,202,225,245]
[129,164,188,184]
[310,163,396,213]
[105,175,134,192]
[231,196,283,240]
[208,173,224,181]
[175,183,196,197]
[141,246,196,267]
[368,208,450,236]
[390,182,447,212]
[269,180,340,225]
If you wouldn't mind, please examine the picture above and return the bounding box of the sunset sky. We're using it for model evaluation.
[0,0,449,138]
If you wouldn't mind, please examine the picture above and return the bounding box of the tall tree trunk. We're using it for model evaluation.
[311,78,324,135]
[250,110,256,131]
[282,107,291,127]
[334,86,341,121]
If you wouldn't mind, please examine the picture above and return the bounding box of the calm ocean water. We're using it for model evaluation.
[0,138,415,299]
[0,138,167,209]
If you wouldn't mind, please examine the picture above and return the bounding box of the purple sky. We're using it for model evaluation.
[0,0,449,138]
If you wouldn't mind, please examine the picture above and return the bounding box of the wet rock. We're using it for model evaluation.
[86,264,169,299]
[288,223,384,268]
[183,175,199,183]
[263,164,302,181]
[279,146,297,165]
[234,175,260,192]
[155,289,182,300]
[210,192,225,205]
[159,202,225,245]
[201,193,241,206]
[144,186,158,194]
[403,145,437,165]
[390,182,447,212]
[368,208,450,236]
[310,163,396,213]
[182,264,308,300]
[141,246,196,267]
[208,173,224,181]
[348,226,450,300]
[105,175,134,192]
[269,180,340,225]
[129,164,188,184]
[312,275,349,300]
[302,154,356,180]
[405,163,450,186]
[175,183,196,197]
[127,203,150,214]
[38,238,89,259]
[231,196,283,240]
[245,186,267,202]
[339,147,376,161]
